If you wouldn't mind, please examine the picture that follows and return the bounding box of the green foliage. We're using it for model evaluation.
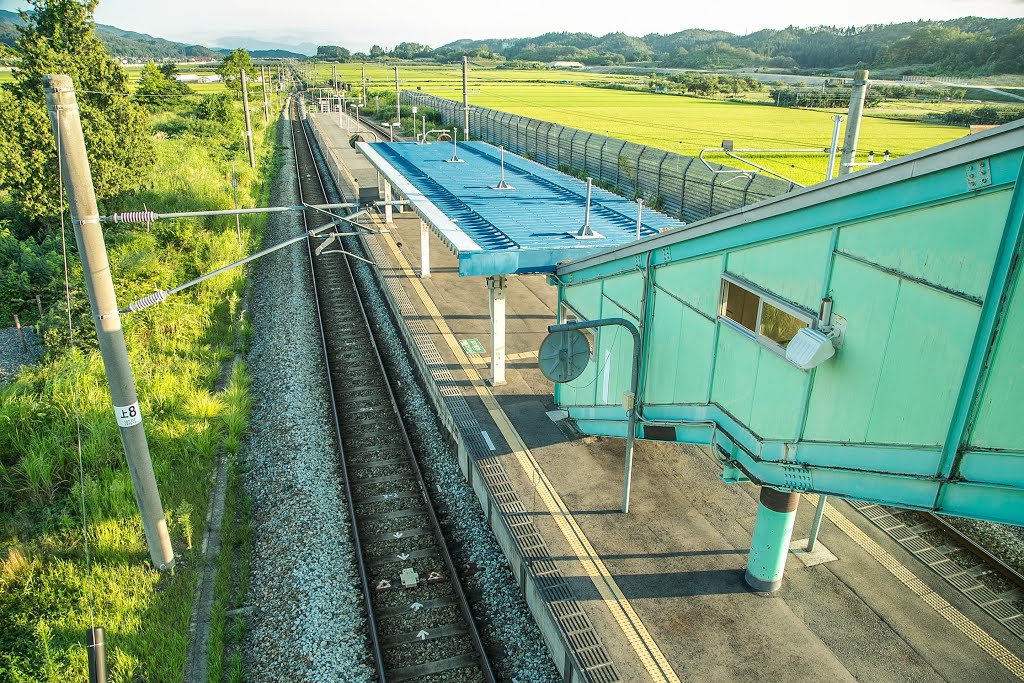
[316,44,350,61]
[134,61,190,109]
[662,72,762,96]
[941,105,1024,126]
[193,92,240,128]
[0,90,279,682]
[0,0,154,231]
[217,48,257,93]
[0,223,62,323]
[876,24,1024,74]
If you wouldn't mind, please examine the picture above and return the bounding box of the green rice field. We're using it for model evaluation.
[320,63,967,185]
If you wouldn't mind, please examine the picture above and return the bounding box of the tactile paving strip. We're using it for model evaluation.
[362,232,620,682]
[849,500,1024,643]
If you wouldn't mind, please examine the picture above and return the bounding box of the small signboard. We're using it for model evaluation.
[460,338,485,354]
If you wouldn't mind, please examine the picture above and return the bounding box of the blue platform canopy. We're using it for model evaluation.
[357,140,685,276]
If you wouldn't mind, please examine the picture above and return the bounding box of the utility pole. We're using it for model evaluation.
[361,64,366,105]
[43,74,174,570]
[332,64,337,96]
[261,65,269,124]
[825,114,844,180]
[838,69,868,177]
[240,69,256,168]
[462,55,470,140]
[395,66,400,125]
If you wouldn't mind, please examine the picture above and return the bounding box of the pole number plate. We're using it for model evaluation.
[114,402,142,428]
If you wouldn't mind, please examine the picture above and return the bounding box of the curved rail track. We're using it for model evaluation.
[289,96,496,683]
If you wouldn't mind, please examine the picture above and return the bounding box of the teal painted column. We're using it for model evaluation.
[745,487,800,592]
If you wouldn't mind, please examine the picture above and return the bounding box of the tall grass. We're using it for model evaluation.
[0,98,280,681]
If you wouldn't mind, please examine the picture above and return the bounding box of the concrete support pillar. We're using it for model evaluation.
[419,219,431,278]
[384,182,393,223]
[486,275,507,386]
[745,487,800,592]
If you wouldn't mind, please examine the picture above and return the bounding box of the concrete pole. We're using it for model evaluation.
[261,65,269,124]
[825,114,843,180]
[13,314,27,351]
[361,64,366,105]
[332,64,337,95]
[394,66,401,126]
[383,182,393,223]
[487,275,507,385]
[419,219,431,278]
[35,294,43,318]
[43,75,175,570]
[240,69,256,168]
[745,487,799,591]
[462,56,470,140]
[806,495,828,552]
[838,70,869,177]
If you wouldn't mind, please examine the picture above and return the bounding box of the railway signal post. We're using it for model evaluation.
[43,74,175,570]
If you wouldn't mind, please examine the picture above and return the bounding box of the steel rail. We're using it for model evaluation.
[289,97,388,683]
[291,94,496,683]
[925,512,1024,591]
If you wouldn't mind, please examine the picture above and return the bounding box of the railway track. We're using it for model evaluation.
[289,96,497,683]
[850,499,1024,639]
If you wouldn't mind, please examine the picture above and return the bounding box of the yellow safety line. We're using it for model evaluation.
[804,495,1024,681]
[472,350,540,366]
[376,226,680,683]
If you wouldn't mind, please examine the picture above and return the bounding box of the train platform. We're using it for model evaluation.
[306,109,1024,683]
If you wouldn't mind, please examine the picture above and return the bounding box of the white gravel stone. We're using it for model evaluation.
[240,115,374,683]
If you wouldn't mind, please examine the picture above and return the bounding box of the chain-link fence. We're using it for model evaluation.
[402,91,795,223]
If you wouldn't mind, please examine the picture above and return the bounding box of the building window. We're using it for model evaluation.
[719,276,811,352]
[720,280,759,332]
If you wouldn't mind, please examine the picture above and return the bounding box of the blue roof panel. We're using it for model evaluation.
[357,141,685,275]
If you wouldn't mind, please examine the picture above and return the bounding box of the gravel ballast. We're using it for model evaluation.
[240,111,374,682]
[302,119,559,680]
[0,325,43,384]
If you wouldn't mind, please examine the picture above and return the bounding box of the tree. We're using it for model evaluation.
[0,0,154,233]
[134,61,190,109]
[317,45,351,61]
[217,48,257,93]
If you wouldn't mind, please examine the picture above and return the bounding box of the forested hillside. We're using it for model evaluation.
[0,9,220,59]
[421,17,1024,74]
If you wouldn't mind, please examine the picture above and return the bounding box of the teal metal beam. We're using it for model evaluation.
[935,156,1024,501]
[564,403,1024,525]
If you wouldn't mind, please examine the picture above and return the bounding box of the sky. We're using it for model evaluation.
[2,0,1023,53]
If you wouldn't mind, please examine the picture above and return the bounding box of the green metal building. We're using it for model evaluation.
[549,121,1024,590]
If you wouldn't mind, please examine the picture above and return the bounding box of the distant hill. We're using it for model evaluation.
[0,9,216,60]
[212,47,307,59]
[431,18,1024,75]
[212,36,316,56]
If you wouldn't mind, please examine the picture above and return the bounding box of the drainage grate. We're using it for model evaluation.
[364,234,620,682]
[850,500,1024,642]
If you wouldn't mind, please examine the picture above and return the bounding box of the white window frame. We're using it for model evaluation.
[718,273,813,356]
